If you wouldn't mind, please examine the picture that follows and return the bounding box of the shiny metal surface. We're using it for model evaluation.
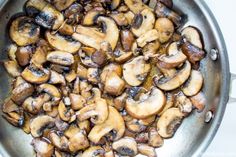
[0,0,231,157]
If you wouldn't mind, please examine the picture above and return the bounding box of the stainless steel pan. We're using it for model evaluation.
[0,0,235,157]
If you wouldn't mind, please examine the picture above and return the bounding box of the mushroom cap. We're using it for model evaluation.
[126,87,166,119]
[112,137,138,156]
[30,115,55,137]
[157,108,184,138]
[10,16,40,46]
[182,70,203,96]
[155,17,174,43]
[45,31,81,54]
[123,56,151,86]
[68,132,90,152]
[181,26,203,49]
[88,106,125,144]
[154,61,191,91]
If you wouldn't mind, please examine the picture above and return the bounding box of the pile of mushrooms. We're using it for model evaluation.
[3,0,206,156]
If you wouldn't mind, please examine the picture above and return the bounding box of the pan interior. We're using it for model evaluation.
[0,0,230,157]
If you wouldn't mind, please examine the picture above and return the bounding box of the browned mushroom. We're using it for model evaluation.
[155,17,174,43]
[68,131,90,152]
[120,30,135,52]
[21,63,50,84]
[47,51,74,66]
[124,0,151,14]
[48,0,76,11]
[64,3,84,25]
[175,92,193,114]
[126,87,166,119]
[190,92,206,112]
[112,137,138,156]
[4,60,22,77]
[83,7,105,26]
[11,82,34,104]
[148,127,164,147]
[103,0,121,10]
[16,46,34,66]
[10,16,40,46]
[82,146,105,157]
[31,138,54,157]
[49,131,69,151]
[138,144,157,157]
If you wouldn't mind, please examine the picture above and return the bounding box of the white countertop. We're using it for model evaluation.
[204,0,236,157]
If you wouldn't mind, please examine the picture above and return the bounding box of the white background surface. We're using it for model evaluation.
[203,0,236,157]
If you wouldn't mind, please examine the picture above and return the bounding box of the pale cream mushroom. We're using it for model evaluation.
[73,16,119,50]
[137,29,159,47]
[123,56,151,86]
[182,70,204,96]
[154,61,191,91]
[157,108,184,138]
[112,137,138,156]
[137,144,157,157]
[155,17,174,43]
[132,9,155,37]
[82,146,105,157]
[126,87,166,119]
[158,42,187,69]
[88,106,125,144]
[49,131,69,151]
[4,60,21,77]
[175,92,193,114]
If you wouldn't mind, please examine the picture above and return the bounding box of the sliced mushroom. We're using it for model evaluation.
[137,144,157,157]
[181,39,205,64]
[182,70,203,96]
[114,49,133,63]
[137,29,159,47]
[10,16,40,46]
[103,0,121,10]
[190,92,206,112]
[69,93,86,110]
[82,146,105,157]
[80,80,93,99]
[46,31,81,54]
[123,56,151,86]
[3,111,24,127]
[157,108,184,138]
[79,50,99,68]
[110,13,128,26]
[132,9,155,37]
[125,116,155,133]
[88,106,125,143]
[124,11,135,24]
[58,100,72,122]
[175,92,193,114]
[7,44,18,61]
[126,87,166,119]
[77,63,88,79]
[22,113,31,134]
[30,115,55,137]
[114,93,128,111]
[182,26,203,49]
[154,61,191,91]
[73,16,119,50]
[154,2,183,27]
[77,98,108,124]
[31,46,47,65]
[112,137,137,156]
[65,70,77,83]
[142,41,160,59]
[49,131,69,151]
[104,72,126,96]
[11,82,34,104]
[148,127,164,147]
[26,0,64,30]
[31,138,54,157]
[158,42,187,69]
[48,0,76,11]
[78,120,91,134]
[155,17,174,43]
[47,51,74,66]
[21,64,50,84]
[49,70,66,85]
[2,99,19,113]
[87,68,100,84]
[83,7,105,26]
[64,3,84,25]
[16,46,34,66]
[158,93,175,116]
[4,60,21,77]
[68,131,90,152]
[120,30,135,52]
[124,0,151,14]
[101,63,122,83]
[37,83,61,104]
[23,94,51,114]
